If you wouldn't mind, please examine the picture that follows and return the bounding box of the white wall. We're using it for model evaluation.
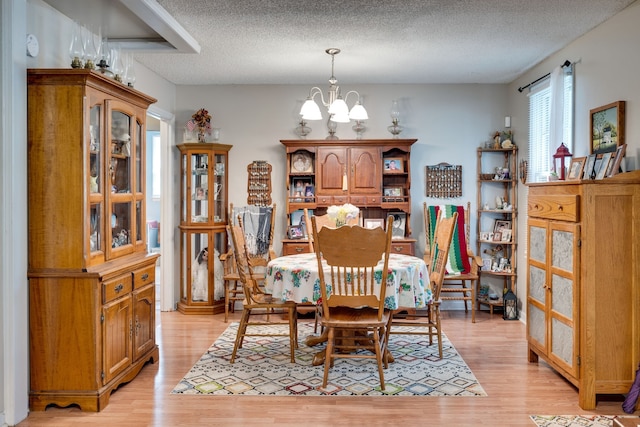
[507,0,640,322]
[175,84,509,258]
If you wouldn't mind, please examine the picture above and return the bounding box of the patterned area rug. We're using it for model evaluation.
[171,322,487,396]
[530,415,632,427]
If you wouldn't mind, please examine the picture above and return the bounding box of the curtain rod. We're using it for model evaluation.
[517,60,572,93]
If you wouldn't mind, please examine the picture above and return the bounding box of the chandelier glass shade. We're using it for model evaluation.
[300,48,368,124]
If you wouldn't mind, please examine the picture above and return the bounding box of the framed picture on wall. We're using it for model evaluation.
[590,101,625,154]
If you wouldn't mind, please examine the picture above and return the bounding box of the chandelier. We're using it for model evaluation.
[299,48,368,125]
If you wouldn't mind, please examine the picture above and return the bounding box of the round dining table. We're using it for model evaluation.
[265,252,431,310]
[265,252,430,365]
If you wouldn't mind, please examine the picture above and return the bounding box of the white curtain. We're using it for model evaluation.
[549,66,565,155]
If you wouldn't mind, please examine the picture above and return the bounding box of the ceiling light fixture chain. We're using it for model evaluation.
[299,48,368,139]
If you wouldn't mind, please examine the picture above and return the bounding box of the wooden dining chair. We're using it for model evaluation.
[311,215,394,390]
[300,208,359,332]
[221,203,276,322]
[424,202,482,323]
[391,210,457,359]
[227,217,298,363]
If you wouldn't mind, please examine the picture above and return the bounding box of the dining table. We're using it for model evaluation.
[265,252,430,365]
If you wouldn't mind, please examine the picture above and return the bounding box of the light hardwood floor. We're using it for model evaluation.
[17,309,628,427]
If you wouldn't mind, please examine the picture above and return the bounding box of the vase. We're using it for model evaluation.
[197,131,206,143]
[335,219,346,227]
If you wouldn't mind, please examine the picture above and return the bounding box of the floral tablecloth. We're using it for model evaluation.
[265,253,431,310]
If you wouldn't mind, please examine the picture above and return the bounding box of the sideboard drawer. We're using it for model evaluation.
[103,274,133,304]
[282,241,311,255]
[528,194,579,222]
[390,242,414,255]
[133,265,155,289]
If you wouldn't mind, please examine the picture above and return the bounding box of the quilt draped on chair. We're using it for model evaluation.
[232,206,273,256]
[427,205,471,275]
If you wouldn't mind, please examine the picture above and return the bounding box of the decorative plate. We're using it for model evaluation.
[291,152,313,173]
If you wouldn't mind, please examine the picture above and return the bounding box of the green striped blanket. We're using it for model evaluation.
[427,205,471,275]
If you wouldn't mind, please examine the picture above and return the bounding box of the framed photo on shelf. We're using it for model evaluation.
[480,231,491,241]
[364,218,385,229]
[493,231,503,242]
[567,156,586,180]
[287,225,304,240]
[482,258,492,272]
[303,184,315,202]
[607,143,627,177]
[383,187,403,197]
[595,152,613,180]
[501,229,512,242]
[193,187,207,200]
[384,157,404,172]
[390,213,406,240]
[494,219,512,233]
[590,101,625,155]
[290,209,304,226]
[583,154,597,180]
[291,177,312,200]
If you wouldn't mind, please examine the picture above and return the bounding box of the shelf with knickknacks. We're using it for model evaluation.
[477,125,518,318]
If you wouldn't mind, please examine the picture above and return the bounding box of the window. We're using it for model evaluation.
[528,65,573,182]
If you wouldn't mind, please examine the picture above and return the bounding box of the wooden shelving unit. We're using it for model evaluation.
[476,146,518,315]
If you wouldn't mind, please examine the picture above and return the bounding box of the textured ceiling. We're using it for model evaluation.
[46,0,637,85]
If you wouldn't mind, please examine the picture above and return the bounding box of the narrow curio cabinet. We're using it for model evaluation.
[27,69,159,411]
[476,146,518,313]
[280,139,417,256]
[527,171,640,409]
[177,142,232,314]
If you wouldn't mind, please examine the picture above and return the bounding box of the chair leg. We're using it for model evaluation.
[224,280,231,322]
[231,308,250,363]
[322,327,335,388]
[471,279,476,323]
[435,305,443,359]
[288,307,296,362]
[373,329,386,391]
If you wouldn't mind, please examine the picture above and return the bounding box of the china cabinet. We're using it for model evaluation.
[526,171,640,409]
[476,146,518,313]
[177,142,232,314]
[280,139,417,255]
[27,69,159,411]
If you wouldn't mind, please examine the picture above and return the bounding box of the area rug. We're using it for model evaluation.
[530,415,623,427]
[171,322,487,396]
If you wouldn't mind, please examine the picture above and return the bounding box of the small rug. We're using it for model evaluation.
[171,322,487,396]
[530,415,622,427]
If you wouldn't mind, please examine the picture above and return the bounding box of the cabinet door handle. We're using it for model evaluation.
[114,283,124,293]
[141,273,149,281]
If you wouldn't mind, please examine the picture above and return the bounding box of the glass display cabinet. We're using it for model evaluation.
[27,69,158,411]
[177,142,232,314]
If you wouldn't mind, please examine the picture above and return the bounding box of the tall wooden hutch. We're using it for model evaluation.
[280,139,417,255]
[177,142,231,314]
[27,69,159,411]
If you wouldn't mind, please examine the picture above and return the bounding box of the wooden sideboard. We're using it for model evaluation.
[281,139,417,255]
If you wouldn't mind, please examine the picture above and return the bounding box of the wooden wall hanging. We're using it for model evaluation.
[425,163,462,198]
[247,160,272,206]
